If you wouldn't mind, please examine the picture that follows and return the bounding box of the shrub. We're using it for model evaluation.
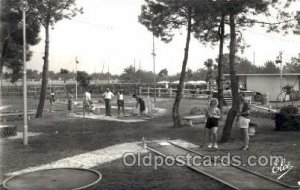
[275,114,300,131]
[0,125,17,138]
[280,105,298,115]
[275,105,300,131]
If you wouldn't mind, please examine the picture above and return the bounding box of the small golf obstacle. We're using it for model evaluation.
[3,168,101,190]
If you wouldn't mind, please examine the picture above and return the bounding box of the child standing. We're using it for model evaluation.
[205,98,221,149]
[238,93,250,151]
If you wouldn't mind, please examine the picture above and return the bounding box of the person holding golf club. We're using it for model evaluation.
[205,98,221,149]
[237,92,250,151]
[132,94,146,117]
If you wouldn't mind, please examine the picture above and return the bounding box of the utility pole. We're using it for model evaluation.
[75,57,79,99]
[253,51,256,65]
[138,60,141,84]
[108,64,110,84]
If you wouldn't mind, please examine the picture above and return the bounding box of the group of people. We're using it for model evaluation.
[63,88,146,117]
[205,92,250,151]
[51,87,250,151]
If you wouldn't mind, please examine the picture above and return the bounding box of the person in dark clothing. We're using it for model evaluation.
[49,89,56,112]
[68,92,74,114]
[132,94,146,116]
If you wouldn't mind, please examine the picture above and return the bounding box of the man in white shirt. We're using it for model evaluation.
[117,89,126,117]
[102,88,114,116]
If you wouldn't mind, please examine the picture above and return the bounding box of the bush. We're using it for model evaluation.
[275,105,300,131]
[280,105,298,115]
[0,125,17,138]
[275,113,300,131]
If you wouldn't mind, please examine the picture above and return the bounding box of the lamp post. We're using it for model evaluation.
[19,0,29,145]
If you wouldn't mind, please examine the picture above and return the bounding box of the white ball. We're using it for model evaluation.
[297,181,300,186]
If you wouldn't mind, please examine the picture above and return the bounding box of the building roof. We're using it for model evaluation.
[224,73,300,76]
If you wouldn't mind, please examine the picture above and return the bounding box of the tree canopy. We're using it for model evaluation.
[0,0,41,82]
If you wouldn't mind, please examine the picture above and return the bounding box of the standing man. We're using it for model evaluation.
[102,88,114,116]
[117,89,126,117]
[83,89,91,115]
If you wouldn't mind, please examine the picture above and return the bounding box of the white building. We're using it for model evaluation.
[226,73,300,101]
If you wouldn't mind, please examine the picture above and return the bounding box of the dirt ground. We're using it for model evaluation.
[0,96,299,189]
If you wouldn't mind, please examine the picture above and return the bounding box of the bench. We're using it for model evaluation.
[181,115,206,127]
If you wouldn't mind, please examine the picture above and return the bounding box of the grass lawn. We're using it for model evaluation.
[0,96,299,189]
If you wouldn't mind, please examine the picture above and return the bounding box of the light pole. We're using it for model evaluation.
[75,57,79,99]
[152,32,156,103]
[19,0,29,145]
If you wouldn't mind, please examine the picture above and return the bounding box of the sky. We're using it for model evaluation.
[27,0,300,75]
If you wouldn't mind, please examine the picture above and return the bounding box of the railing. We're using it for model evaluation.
[0,85,67,98]
[139,87,211,99]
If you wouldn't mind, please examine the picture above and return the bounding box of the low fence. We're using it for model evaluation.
[0,83,143,98]
[139,87,211,99]
[0,83,212,100]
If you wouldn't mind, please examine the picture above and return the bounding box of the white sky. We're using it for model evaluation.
[28,0,300,75]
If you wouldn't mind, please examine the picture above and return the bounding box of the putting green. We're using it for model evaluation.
[3,168,101,190]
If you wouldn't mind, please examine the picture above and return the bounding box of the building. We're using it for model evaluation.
[225,73,300,101]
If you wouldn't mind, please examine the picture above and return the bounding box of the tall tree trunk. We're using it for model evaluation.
[36,23,50,118]
[217,13,225,116]
[172,12,192,127]
[0,37,9,76]
[221,10,239,142]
